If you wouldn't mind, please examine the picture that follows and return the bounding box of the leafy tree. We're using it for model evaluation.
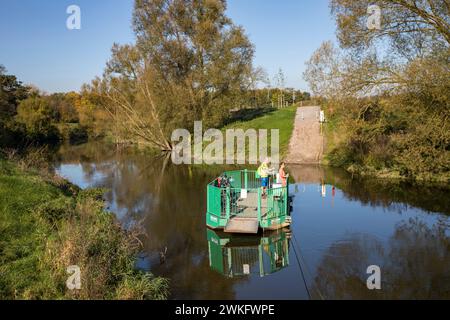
[16,96,60,143]
[92,0,256,150]
[0,65,29,119]
[0,65,30,147]
[46,93,79,123]
[331,0,450,56]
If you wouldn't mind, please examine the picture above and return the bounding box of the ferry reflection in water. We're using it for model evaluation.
[207,229,290,278]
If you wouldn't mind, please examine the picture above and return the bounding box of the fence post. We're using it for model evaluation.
[244,169,248,190]
[207,185,210,214]
[257,188,262,223]
[284,186,288,218]
[226,187,231,220]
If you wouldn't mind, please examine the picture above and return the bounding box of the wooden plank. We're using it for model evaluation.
[225,218,259,234]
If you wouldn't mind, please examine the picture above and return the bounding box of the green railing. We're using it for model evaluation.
[206,170,289,230]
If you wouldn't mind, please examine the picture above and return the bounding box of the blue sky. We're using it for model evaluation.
[0,0,336,93]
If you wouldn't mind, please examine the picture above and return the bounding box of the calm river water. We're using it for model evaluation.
[53,142,450,300]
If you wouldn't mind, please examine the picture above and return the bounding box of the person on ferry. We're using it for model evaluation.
[278,162,288,187]
[257,158,270,198]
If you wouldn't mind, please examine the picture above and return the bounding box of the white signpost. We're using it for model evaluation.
[320,110,325,123]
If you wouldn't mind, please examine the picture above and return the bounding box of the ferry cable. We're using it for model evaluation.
[290,239,312,300]
[291,233,325,300]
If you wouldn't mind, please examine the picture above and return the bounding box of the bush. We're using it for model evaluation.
[15,96,61,144]
[325,96,450,182]
[0,120,26,148]
[37,198,76,226]
[67,125,88,145]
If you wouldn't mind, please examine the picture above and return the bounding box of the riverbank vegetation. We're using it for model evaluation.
[0,151,168,299]
[224,106,297,158]
[304,0,449,183]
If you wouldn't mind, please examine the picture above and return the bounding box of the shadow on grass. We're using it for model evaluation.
[225,106,276,126]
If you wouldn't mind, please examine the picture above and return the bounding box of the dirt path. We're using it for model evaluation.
[285,106,324,164]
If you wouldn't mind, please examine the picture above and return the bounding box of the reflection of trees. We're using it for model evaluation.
[287,163,449,215]
[312,218,450,299]
[323,168,450,215]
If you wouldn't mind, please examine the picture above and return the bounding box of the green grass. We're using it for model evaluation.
[0,161,60,298]
[0,159,168,300]
[223,106,297,159]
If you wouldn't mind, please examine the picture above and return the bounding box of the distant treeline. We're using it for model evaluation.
[0,67,111,148]
[0,64,309,149]
[241,88,311,110]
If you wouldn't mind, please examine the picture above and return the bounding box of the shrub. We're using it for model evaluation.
[37,198,76,226]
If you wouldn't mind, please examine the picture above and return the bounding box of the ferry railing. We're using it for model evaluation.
[207,170,289,229]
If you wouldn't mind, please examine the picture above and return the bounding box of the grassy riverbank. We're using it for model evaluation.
[0,158,168,300]
[224,106,297,159]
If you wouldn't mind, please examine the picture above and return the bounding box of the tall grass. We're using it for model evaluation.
[0,155,168,300]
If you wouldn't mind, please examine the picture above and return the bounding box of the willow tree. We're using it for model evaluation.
[95,0,255,150]
[331,0,450,55]
[306,0,450,98]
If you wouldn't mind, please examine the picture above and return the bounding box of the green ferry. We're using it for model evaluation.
[206,170,291,234]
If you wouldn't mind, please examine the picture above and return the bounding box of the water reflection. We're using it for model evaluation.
[52,141,450,300]
[288,165,450,215]
[207,229,290,278]
[312,218,450,299]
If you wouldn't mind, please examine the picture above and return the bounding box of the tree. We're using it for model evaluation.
[327,0,450,97]
[331,0,450,57]
[93,0,256,150]
[274,68,286,108]
[45,93,79,123]
[16,96,60,142]
[0,65,29,118]
[304,41,344,99]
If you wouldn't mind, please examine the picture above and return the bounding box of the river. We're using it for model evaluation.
[52,142,450,300]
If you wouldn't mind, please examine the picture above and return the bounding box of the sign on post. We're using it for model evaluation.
[319,111,325,123]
